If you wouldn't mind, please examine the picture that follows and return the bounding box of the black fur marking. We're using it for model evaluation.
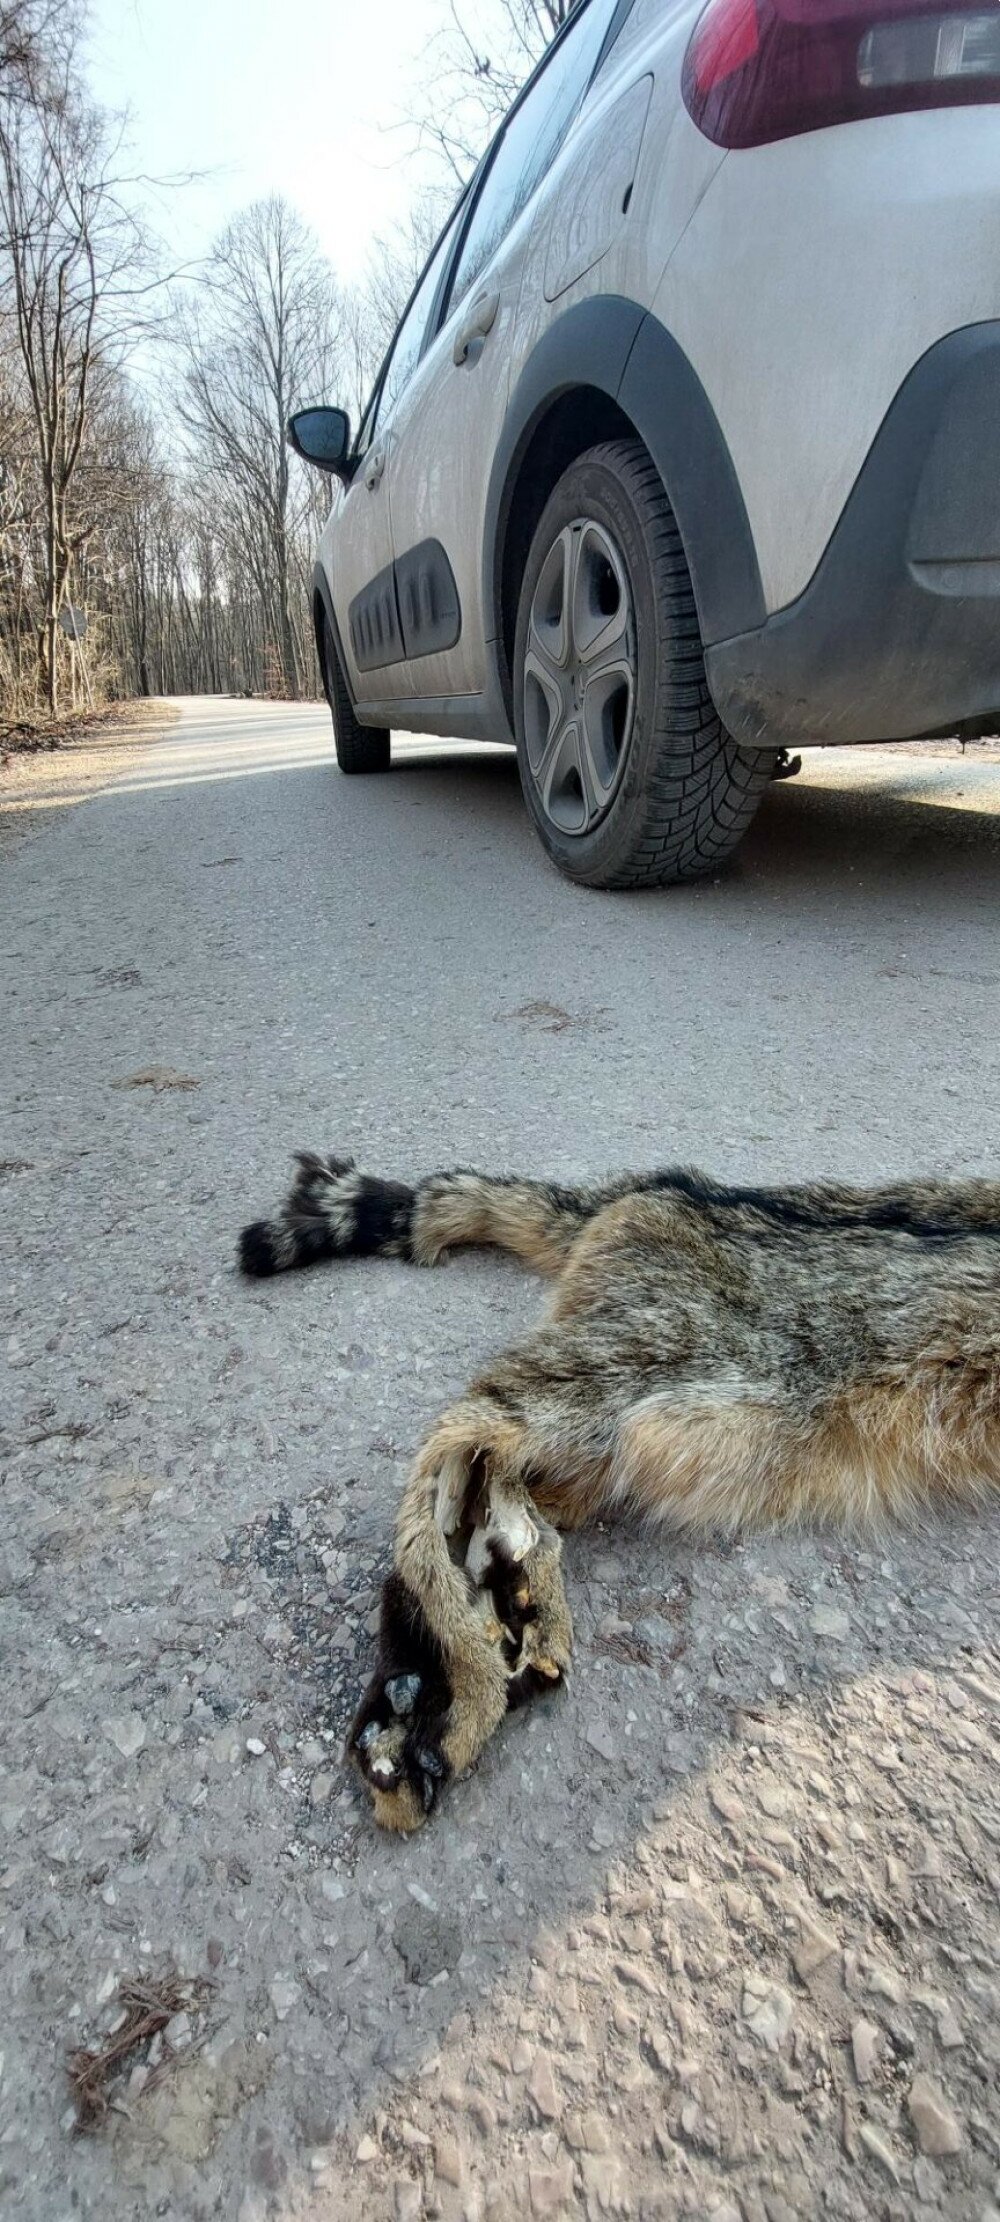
[350,1179,416,1258]
[647,1169,1000,1245]
[239,1221,280,1278]
[287,1221,340,1267]
[348,1571,454,1812]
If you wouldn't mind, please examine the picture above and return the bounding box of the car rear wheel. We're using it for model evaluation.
[513,439,774,888]
[321,611,391,775]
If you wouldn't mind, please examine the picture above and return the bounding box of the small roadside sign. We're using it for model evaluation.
[58,606,88,638]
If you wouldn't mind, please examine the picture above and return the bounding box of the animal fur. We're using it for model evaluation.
[240,1153,1000,1828]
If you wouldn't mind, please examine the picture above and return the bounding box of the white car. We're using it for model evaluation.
[291,0,1000,888]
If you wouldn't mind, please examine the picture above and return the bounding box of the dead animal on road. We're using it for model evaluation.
[239,1152,1000,1830]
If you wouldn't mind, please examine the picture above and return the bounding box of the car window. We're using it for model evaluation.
[361,205,465,451]
[446,0,624,315]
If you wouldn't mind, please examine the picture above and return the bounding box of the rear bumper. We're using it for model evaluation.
[706,323,1000,746]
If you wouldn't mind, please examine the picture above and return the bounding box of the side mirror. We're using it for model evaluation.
[287,406,352,478]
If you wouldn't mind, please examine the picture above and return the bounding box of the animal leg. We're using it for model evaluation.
[348,1397,574,1830]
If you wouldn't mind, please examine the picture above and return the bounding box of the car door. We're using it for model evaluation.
[326,210,465,704]
[322,385,398,705]
[383,0,631,706]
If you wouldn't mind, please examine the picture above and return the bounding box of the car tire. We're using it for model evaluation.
[321,613,391,775]
[513,439,775,888]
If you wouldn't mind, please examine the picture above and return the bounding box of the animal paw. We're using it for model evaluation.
[350,1674,451,1831]
[353,1711,409,1792]
[505,1631,570,1708]
[347,1576,455,1831]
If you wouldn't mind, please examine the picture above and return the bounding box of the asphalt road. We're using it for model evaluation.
[3,698,1000,2221]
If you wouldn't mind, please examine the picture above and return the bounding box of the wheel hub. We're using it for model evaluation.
[522,518,637,838]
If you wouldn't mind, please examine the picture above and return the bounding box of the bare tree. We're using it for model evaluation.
[413,0,580,183]
[0,345,41,702]
[0,0,582,731]
[0,10,155,711]
[0,0,73,110]
[178,196,342,699]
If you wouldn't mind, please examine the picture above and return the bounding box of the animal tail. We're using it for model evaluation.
[238,1152,416,1277]
[238,1154,639,1279]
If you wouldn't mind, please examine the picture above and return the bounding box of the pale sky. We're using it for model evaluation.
[87,0,451,287]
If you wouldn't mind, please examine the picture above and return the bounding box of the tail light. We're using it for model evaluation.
[682,0,1000,148]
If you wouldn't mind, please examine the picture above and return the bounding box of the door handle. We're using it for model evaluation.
[453,289,500,367]
[363,444,386,491]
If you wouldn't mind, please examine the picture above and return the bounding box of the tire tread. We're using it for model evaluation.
[324,617,391,776]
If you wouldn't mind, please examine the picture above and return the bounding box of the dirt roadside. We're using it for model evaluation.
[0,700,178,851]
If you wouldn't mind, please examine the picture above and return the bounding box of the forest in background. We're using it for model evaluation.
[0,0,575,729]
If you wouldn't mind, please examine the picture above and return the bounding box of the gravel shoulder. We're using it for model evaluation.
[2,699,999,2222]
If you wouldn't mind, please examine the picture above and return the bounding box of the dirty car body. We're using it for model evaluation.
[296,0,1000,887]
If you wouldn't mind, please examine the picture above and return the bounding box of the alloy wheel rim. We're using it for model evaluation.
[522,516,636,837]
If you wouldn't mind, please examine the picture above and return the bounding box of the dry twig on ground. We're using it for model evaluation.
[66,1971,205,2131]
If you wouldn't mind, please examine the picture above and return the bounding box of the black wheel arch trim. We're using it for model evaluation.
[313,565,356,708]
[484,295,767,710]
[618,311,767,644]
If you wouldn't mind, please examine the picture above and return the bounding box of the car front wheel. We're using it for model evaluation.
[513,439,774,888]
